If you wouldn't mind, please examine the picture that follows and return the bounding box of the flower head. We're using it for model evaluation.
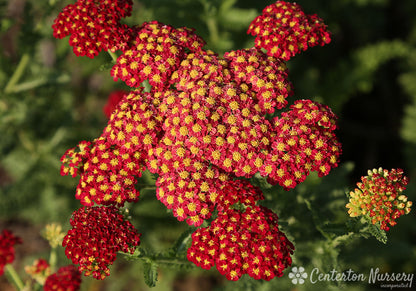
[223,48,293,114]
[264,99,341,189]
[346,168,412,231]
[42,223,66,249]
[25,258,51,285]
[62,206,141,280]
[163,49,295,179]
[61,89,165,206]
[187,206,294,281]
[44,265,81,291]
[111,21,206,89]
[155,162,230,227]
[247,1,331,60]
[52,0,135,58]
[155,162,263,226]
[60,137,145,206]
[0,229,22,276]
[102,89,164,154]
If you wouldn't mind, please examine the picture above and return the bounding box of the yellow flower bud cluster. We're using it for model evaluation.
[346,168,412,231]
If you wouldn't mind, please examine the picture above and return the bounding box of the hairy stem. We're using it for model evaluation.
[125,250,193,267]
[142,255,192,266]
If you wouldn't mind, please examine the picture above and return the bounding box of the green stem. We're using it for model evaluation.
[107,50,118,63]
[4,53,30,94]
[136,254,192,266]
[49,247,58,272]
[137,185,157,190]
[330,232,357,248]
[149,257,192,266]
[18,130,35,152]
[201,1,219,47]
[304,199,333,240]
[5,264,25,291]
[206,17,219,47]
[125,249,193,267]
[10,74,70,93]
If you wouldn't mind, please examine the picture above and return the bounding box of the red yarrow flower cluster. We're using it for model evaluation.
[156,170,264,226]
[223,48,293,114]
[56,0,340,282]
[52,0,135,58]
[61,89,165,206]
[247,1,331,60]
[346,168,412,231]
[60,1,340,222]
[0,229,22,276]
[62,206,141,279]
[102,89,164,155]
[111,21,205,89]
[60,136,145,206]
[187,205,294,281]
[265,100,341,189]
[162,48,292,181]
[43,265,82,291]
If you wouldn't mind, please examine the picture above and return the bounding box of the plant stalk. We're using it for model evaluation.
[5,264,25,291]
[107,50,118,63]
[4,53,30,94]
[49,247,58,272]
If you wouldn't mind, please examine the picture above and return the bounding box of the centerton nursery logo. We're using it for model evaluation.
[288,266,308,284]
[287,266,414,289]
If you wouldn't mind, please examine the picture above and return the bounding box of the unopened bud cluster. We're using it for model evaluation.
[346,168,412,231]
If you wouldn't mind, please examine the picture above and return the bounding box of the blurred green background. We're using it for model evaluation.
[1,0,415,290]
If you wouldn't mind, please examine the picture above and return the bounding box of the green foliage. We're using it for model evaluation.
[364,220,388,244]
[143,260,158,287]
[399,53,416,164]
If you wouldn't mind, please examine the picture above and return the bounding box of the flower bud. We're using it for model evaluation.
[346,168,412,231]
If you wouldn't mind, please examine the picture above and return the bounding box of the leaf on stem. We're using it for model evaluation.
[365,222,388,244]
[143,260,158,288]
